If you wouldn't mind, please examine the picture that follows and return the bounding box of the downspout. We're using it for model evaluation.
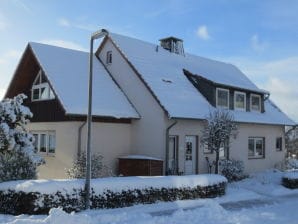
[77,121,87,157]
[165,120,178,175]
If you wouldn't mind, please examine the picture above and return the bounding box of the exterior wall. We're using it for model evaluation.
[169,119,215,174]
[98,39,167,163]
[27,121,132,179]
[230,123,286,173]
[169,119,286,174]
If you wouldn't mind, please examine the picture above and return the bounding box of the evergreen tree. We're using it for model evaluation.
[201,110,238,174]
[0,94,43,182]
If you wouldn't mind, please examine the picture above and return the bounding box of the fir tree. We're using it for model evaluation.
[0,94,43,182]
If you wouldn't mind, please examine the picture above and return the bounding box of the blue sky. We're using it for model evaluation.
[0,0,297,121]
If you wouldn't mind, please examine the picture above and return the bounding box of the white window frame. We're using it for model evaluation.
[216,88,229,109]
[248,137,265,159]
[250,94,261,112]
[31,70,55,102]
[106,51,112,64]
[234,91,246,111]
[32,131,56,156]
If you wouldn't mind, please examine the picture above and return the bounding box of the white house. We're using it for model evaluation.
[4,31,295,178]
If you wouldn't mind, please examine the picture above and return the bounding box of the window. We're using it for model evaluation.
[276,137,282,151]
[31,70,55,101]
[216,88,229,108]
[250,94,261,112]
[248,137,265,158]
[234,91,246,110]
[203,143,212,154]
[219,142,225,158]
[106,51,112,64]
[32,131,56,155]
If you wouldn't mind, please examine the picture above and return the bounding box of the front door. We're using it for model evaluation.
[184,136,197,175]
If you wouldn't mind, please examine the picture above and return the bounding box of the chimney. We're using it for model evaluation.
[159,36,184,55]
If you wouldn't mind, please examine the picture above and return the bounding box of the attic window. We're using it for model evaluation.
[31,70,55,101]
[234,91,246,111]
[106,51,112,64]
[250,94,261,112]
[216,88,229,109]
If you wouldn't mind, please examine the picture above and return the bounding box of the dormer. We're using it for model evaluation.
[184,69,268,113]
[31,69,55,101]
[159,36,184,55]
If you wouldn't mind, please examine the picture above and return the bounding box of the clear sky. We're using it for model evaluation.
[0,0,297,121]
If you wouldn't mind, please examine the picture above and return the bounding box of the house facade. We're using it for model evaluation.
[4,31,295,178]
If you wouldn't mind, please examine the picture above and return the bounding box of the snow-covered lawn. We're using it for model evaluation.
[0,169,297,224]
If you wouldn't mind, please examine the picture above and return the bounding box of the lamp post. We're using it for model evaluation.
[85,29,108,209]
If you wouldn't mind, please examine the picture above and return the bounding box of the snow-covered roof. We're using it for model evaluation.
[108,33,295,125]
[29,42,139,119]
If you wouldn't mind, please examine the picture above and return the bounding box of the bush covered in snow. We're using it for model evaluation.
[0,94,42,182]
[66,151,108,178]
[282,171,298,189]
[285,158,298,170]
[219,159,247,182]
[0,175,227,215]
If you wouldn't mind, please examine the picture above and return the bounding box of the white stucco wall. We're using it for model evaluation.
[27,121,132,179]
[98,39,167,162]
[169,120,286,174]
[230,123,286,173]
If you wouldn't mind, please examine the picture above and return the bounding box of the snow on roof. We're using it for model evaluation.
[108,33,295,125]
[29,42,139,119]
[119,154,163,161]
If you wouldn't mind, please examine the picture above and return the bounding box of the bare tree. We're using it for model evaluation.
[201,109,238,174]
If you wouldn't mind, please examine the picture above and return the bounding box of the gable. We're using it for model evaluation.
[5,42,140,122]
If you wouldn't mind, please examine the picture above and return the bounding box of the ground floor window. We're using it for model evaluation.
[248,137,265,158]
[32,131,56,155]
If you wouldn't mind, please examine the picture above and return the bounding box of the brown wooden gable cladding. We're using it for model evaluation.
[4,44,131,124]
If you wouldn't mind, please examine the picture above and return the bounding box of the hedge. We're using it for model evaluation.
[0,182,226,215]
[282,171,298,189]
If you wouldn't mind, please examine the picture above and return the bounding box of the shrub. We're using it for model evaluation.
[0,150,37,182]
[219,159,247,182]
[0,177,227,215]
[66,151,110,178]
[282,171,298,189]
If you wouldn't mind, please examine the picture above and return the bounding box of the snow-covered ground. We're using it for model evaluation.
[0,169,297,224]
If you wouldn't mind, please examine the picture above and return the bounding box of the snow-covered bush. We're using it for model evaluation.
[282,171,298,189]
[0,175,227,215]
[0,94,42,182]
[219,159,247,182]
[285,158,298,170]
[67,151,110,178]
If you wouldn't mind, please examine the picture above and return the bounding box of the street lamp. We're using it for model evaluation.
[85,28,109,209]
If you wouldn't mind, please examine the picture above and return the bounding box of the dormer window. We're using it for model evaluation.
[234,91,246,111]
[31,70,55,101]
[250,94,261,112]
[106,51,112,64]
[216,88,229,108]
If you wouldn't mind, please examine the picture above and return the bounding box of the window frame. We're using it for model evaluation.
[250,94,261,112]
[106,51,112,64]
[216,88,230,109]
[248,137,265,159]
[31,70,55,102]
[32,131,56,156]
[234,91,246,111]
